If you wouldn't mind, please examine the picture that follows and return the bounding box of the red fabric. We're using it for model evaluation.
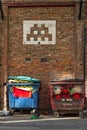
[13,87,32,98]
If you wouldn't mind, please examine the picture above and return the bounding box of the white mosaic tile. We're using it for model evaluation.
[23,20,56,44]
[34,30,38,35]
[41,30,45,35]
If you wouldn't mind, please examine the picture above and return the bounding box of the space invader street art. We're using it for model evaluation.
[23,20,56,44]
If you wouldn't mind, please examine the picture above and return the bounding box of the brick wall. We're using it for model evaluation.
[0,21,3,108]
[75,21,84,79]
[0,19,8,109]
[0,21,3,85]
[0,0,87,111]
[7,6,75,110]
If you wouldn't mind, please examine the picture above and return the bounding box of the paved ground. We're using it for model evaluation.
[1,109,87,124]
[0,114,54,122]
[0,112,81,123]
[1,112,87,130]
[0,114,86,130]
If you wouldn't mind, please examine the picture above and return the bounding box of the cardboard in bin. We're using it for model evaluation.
[13,87,32,98]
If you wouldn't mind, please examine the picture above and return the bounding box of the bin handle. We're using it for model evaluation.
[32,89,38,93]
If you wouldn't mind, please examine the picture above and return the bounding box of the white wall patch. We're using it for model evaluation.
[23,20,56,45]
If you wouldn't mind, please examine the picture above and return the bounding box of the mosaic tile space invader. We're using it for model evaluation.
[23,20,56,44]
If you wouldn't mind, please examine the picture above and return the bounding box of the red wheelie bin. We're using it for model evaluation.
[50,79,85,118]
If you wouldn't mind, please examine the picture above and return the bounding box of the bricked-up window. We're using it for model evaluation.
[23,20,56,45]
[41,58,48,62]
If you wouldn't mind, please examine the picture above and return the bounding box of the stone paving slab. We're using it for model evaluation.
[0,113,54,122]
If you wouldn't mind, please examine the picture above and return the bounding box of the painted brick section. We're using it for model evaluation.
[7,6,75,110]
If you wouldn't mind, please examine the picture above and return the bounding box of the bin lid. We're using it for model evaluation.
[51,79,84,82]
[8,76,40,83]
[50,79,84,85]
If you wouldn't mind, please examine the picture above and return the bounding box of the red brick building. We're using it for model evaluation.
[0,0,87,111]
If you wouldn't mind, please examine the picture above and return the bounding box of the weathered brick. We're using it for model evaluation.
[0,0,87,110]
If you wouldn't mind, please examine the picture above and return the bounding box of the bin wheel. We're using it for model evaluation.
[10,109,14,116]
[79,111,84,118]
[54,111,60,118]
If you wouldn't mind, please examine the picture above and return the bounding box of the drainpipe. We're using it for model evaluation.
[0,0,4,20]
[83,28,87,107]
[83,29,87,81]
[78,0,83,20]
